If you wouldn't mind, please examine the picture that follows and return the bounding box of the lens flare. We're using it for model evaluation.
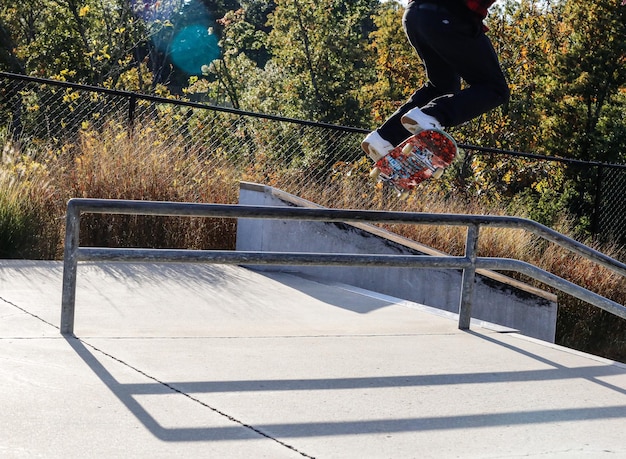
[132,0,220,76]
[170,25,219,76]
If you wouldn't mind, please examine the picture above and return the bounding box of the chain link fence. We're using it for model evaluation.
[2,72,626,244]
[596,166,626,242]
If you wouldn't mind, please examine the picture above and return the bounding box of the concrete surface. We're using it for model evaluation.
[237,182,558,342]
[1,259,625,458]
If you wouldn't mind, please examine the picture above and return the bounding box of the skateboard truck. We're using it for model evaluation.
[370,144,444,184]
[400,143,445,179]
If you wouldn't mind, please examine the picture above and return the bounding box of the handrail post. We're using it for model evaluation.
[458,223,479,330]
[61,200,80,335]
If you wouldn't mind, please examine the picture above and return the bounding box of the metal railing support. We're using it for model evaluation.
[59,198,626,336]
[459,224,479,330]
[61,200,80,335]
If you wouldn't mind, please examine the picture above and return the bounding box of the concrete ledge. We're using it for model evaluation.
[237,182,558,342]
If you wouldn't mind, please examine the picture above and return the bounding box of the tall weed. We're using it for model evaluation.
[56,122,238,250]
[0,151,59,258]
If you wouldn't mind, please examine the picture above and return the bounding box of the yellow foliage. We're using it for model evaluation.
[78,5,90,17]
[63,89,80,104]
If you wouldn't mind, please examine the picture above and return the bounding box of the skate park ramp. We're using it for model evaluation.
[1,258,625,458]
[237,182,560,343]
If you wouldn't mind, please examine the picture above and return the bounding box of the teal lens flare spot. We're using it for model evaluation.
[170,25,219,75]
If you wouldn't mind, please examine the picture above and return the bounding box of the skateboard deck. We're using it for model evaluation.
[370,129,457,197]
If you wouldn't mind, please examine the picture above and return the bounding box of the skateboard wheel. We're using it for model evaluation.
[369,167,381,180]
[432,167,444,179]
[401,144,413,155]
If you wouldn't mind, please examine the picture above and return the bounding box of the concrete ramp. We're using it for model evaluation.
[237,182,559,342]
[1,260,625,458]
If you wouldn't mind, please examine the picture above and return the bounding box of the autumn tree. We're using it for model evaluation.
[531,0,626,235]
[360,0,424,128]
[542,0,626,163]
[438,0,626,232]
[263,0,377,125]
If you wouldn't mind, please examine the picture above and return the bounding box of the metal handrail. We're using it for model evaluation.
[60,198,626,335]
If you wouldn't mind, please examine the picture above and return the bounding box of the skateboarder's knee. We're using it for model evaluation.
[493,81,510,106]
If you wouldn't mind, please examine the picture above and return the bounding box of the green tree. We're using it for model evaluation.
[542,0,626,162]
[0,0,149,85]
[0,19,25,73]
[263,0,377,125]
[238,0,274,66]
[360,0,424,128]
[195,8,266,108]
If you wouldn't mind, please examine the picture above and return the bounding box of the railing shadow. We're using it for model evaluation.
[466,330,626,396]
[65,335,626,443]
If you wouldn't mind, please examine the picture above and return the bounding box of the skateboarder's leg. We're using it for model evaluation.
[374,3,466,146]
[418,44,509,127]
[377,43,458,146]
[365,2,461,151]
[369,1,509,150]
[402,3,509,126]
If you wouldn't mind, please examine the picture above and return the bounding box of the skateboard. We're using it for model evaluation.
[370,129,457,198]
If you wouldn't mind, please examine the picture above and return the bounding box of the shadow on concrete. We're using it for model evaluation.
[89,262,398,315]
[81,262,237,290]
[468,330,626,396]
[66,335,626,443]
[251,270,394,314]
[0,259,64,279]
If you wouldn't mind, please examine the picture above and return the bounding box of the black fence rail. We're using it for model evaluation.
[1,72,625,241]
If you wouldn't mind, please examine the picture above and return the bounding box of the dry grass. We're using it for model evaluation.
[0,149,60,258]
[1,122,240,257]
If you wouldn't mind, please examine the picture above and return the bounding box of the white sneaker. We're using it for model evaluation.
[361,130,393,162]
[401,107,442,134]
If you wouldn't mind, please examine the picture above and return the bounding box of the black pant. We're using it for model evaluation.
[378,1,510,146]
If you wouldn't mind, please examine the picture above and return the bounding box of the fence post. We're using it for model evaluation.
[591,165,604,236]
[458,224,479,330]
[61,200,80,335]
[128,94,137,135]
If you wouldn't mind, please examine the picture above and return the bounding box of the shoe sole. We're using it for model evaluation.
[401,117,422,134]
[362,142,385,162]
